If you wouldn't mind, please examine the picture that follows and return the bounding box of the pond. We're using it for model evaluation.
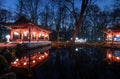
[11,46,120,79]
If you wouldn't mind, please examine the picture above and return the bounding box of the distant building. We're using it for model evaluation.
[104,23,120,44]
[0,16,52,43]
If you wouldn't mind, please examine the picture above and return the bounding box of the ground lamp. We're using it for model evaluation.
[6,35,10,43]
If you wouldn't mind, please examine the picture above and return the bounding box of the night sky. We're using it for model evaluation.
[2,0,114,12]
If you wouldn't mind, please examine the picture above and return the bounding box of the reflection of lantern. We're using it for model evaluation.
[13,61,17,64]
[44,52,48,56]
[16,59,19,61]
[41,55,44,58]
[23,62,27,65]
[11,51,49,68]
[32,60,35,63]
[39,57,41,59]
[108,54,112,58]
[116,57,120,60]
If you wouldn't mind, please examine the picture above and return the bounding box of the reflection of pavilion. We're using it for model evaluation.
[0,16,52,42]
[11,51,49,68]
[106,49,120,63]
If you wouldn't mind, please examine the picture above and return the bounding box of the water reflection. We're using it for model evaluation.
[13,46,120,79]
[11,46,51,69]
[106,49,120,63]
[11,52,49,68]
[32,47,108,79]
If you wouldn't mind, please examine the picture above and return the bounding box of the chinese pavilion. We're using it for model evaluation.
[0,16,52,42]
[104,23,120,44]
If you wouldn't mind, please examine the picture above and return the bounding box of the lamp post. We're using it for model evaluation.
[6,35,10,43]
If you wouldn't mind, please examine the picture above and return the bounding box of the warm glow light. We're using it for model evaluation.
[11,51,49,68]
[45,34,48,37]
[24,32,27,36]
[33,32,36,37]
[41,55,44,58]
[44,52,48,56]
[23,62,27,65]
[39,34,41,37]
[13,61,17,64]
[16,59,19,61]
[33,32,36,35]
[42,33,44,36]
[116,57,120,60]
[108,54,112,58]
[32,60,36,63]
[14,32,19,35]
[108,35,112,37]
[39,57,41,59]
[116,35,120,37]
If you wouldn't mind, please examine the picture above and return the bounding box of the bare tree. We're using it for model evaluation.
[0,1,2,9]
[50,0,69,40]
[111,0,120,23]
[16,0,42,24]
[0,9,12,41]
[57,0,96,41]
[40,4,53,29]
[17,0,24,16]
[72,0,97,41]
[85,5,111,41]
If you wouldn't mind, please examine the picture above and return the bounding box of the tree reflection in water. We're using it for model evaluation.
[15,47,120,79]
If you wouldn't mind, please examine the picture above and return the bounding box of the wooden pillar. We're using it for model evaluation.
[10,29,13,41]
[36,30,38,41]
[106,34,108,44]
[30,29,32,41]
[48,34,49,40]
[44,32,45,41]
[112,32,114,45]
[36,32,39,41]
[20,29,22,42]
[21,31,23,42]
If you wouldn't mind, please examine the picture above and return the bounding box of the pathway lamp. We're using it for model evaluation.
[6,35,10,43]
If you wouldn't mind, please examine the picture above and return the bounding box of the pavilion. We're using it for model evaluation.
[104,23,120,44]
[0,16,52,43]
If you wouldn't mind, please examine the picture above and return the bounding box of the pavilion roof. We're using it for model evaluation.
[108,23,120,31]
[104,23,120,32]
[15,16,30,24]
[0,16,52,33]
[0,16,31,26]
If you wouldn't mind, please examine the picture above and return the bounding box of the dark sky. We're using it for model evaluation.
[2,0,114,12]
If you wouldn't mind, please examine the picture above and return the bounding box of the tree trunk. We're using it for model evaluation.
[72,0,89,41]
